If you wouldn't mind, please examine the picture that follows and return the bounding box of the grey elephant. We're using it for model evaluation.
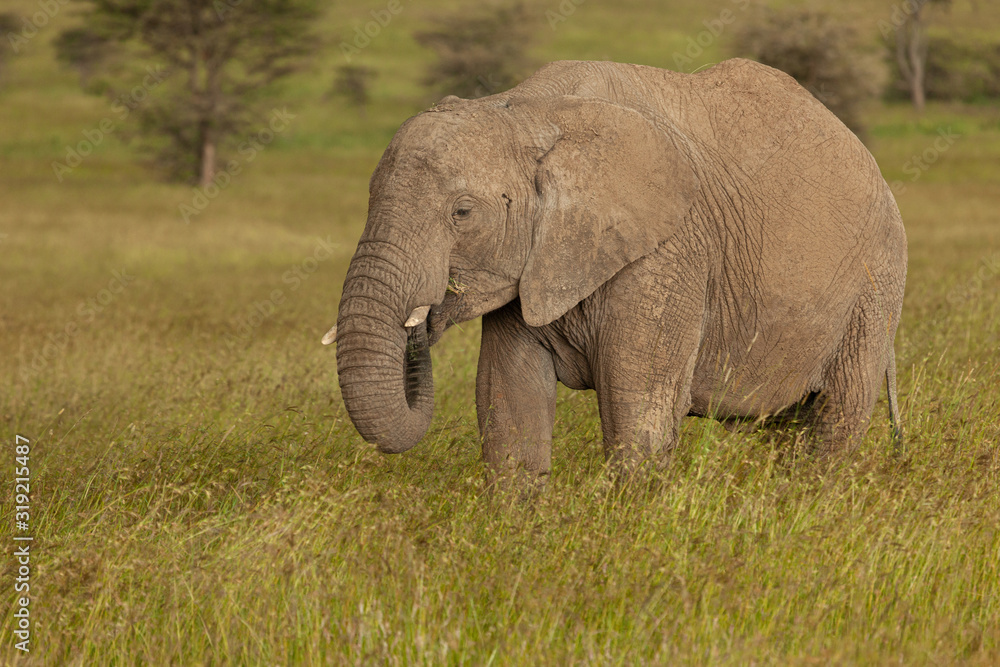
[326,59,907,486]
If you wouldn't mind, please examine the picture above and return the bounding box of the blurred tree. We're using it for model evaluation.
[881,0,954,112]
[732,7,885,137]
[55,0,321,186]
[0,13,19,78]
[414,3,535,99]
[53,26,116,89]
[886,32,1000,103]
[332,64,377,118]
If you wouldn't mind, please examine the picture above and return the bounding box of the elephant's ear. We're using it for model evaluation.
[517,96,699,328]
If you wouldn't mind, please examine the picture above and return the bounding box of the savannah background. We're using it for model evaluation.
[1,0,998,663]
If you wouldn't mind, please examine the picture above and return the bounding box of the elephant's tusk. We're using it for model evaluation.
[321,325,338,345]
[404,305,431,327]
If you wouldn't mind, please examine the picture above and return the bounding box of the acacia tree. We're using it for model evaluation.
[414,3,535,99]
[331,64,377,118]
[56,0,320,185]
[880,0,953,112]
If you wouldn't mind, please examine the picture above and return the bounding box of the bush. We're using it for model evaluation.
[53,27,116,89]
[414,2,535,99]
[0,13,20,78]
[331,65,378,118]
[731,7,885,137]
[886,33,1000,102]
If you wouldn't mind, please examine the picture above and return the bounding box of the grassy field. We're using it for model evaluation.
[1,0,999,663]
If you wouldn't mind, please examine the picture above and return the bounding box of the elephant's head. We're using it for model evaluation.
[332,92,699,453]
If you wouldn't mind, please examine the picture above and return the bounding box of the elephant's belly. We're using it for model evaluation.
[687,318,840,419]
[687,240,865,418]
[688,357,824,419]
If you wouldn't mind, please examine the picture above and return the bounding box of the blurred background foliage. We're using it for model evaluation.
[2,0,996,185]
[414,1,536,99]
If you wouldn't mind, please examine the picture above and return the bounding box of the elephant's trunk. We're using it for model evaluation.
[335,244,435,453]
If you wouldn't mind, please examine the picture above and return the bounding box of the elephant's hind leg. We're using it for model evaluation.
[810,292,896,455]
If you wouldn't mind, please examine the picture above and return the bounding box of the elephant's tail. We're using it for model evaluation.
[886,347,903,450]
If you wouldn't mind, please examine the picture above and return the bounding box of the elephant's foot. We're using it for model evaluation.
[484,464,550,504]
[603,435,677,491]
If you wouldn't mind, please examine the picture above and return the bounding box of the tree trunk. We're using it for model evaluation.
[896,8,927,113]
[909,58,926,113]
[199,131,216,188]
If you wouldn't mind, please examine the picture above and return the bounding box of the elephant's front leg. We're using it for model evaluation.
[476,304,557,492]
[595,315,702,482]
[596,370,694,481]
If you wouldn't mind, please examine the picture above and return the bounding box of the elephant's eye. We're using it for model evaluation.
[452,206,472,220]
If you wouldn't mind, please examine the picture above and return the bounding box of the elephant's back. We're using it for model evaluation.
[643,60,883,196]
[520,59,905,284]
[518,60,899,237]
[646,59,904,285]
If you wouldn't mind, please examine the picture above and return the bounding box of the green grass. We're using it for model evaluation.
[2,0,1000,664]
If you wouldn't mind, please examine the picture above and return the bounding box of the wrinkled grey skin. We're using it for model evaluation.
[334,59,907,486]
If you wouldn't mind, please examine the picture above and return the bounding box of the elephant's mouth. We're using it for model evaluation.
[427,282,520,346]
[427,301,455,347]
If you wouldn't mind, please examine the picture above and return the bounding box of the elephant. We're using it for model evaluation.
[326,59,907,487]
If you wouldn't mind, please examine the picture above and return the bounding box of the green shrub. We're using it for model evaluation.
[414,2,536,100]
[886,33,1000,102]
[331,64,378,118]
